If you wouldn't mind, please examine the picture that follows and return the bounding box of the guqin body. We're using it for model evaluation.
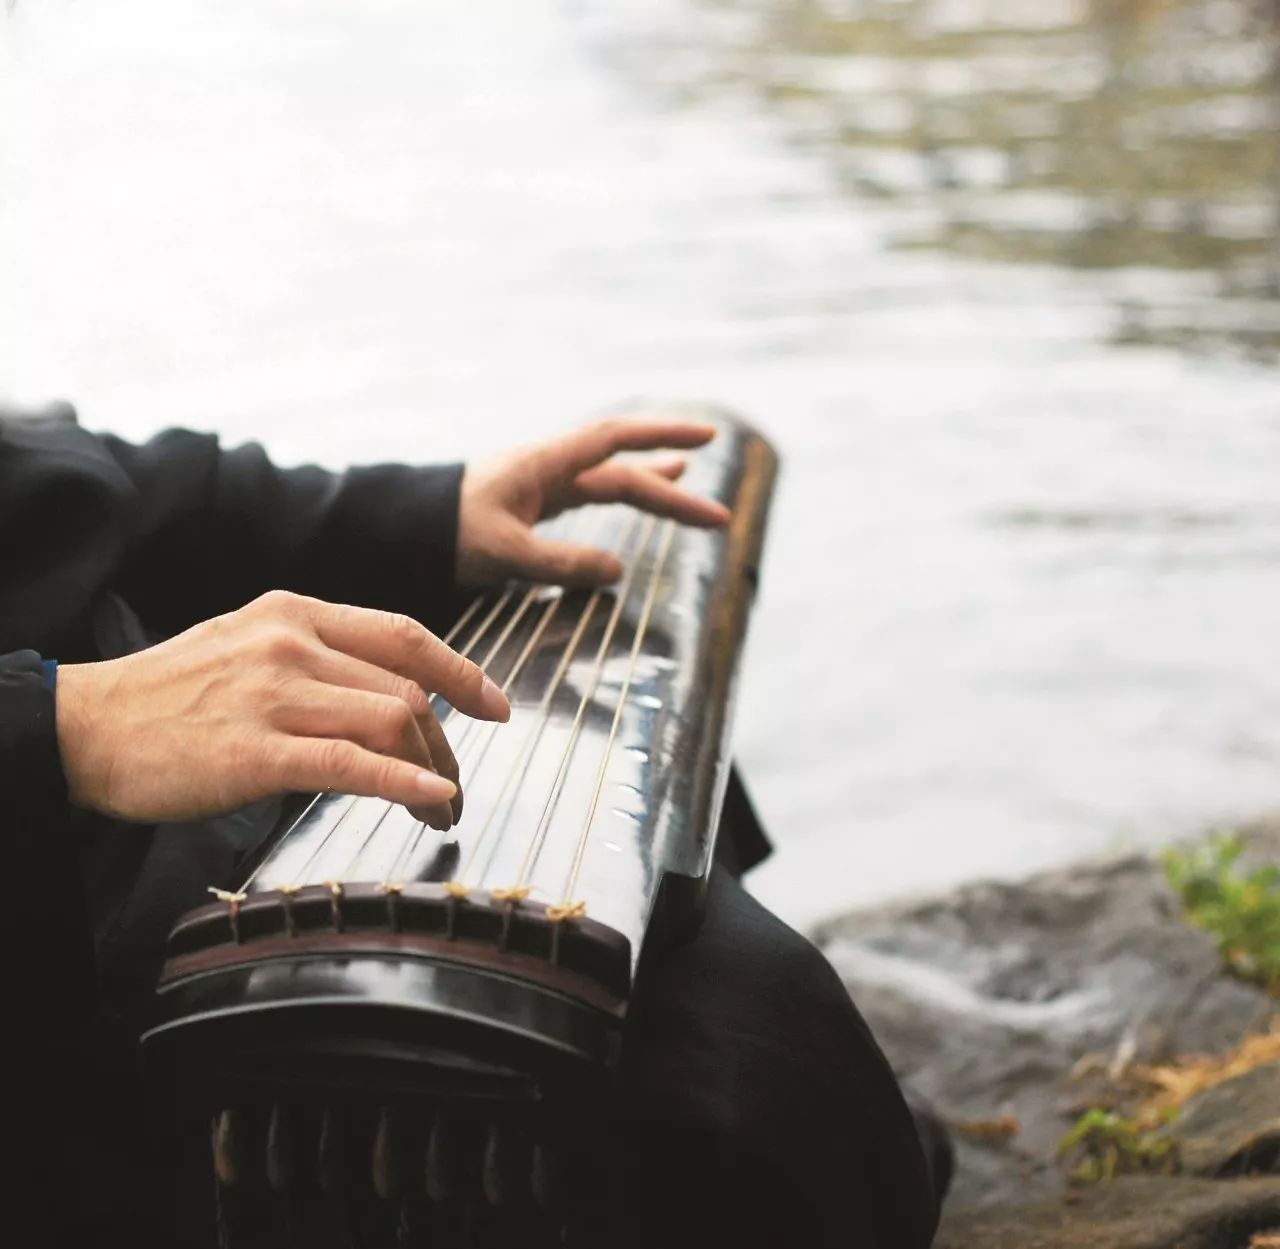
[143,410,778,1247]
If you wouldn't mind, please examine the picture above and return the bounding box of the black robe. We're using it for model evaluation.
[0,403,939,1249]
[0,401,463,1243]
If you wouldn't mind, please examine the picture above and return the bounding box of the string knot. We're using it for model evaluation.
[323,880,344,931]
[442,881,471,899]
[490,886,531,905]
[207,888,248,906]
[378,882,405,895]
[546,901,587,923]
[207,888,249,943]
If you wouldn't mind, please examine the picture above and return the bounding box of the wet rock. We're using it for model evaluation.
[1175,1064,1280,1179]
[813,825,1279,1215]
[934,1176,1280,1249]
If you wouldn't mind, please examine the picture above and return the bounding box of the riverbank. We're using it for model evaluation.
[814,816,1280,1246]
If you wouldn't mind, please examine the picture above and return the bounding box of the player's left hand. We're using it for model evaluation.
[456,416,731,587]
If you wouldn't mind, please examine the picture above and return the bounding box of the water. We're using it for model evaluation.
[5,0,1279,928]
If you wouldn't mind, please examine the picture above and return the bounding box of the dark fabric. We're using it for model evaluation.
[0,650,124,1240]
[0,403,465,663]
[617,865,939,1249]
[0,405,466,1244]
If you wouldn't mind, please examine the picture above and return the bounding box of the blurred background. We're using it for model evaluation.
[4,0,1278,929]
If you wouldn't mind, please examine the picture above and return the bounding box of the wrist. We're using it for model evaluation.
[55,661,114,812]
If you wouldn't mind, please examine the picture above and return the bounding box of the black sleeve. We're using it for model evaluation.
[0,649,94,1024]
[103,429,465,636]
[1,650,115,1240]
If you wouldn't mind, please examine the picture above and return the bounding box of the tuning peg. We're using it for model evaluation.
[482,1123,524,1207]
[372,1107,411,1201]
[532,1140,569,1211]
[265,1104,299,1191]
[312,1107,343,1194]
[211,1109,243,1188]
[424,1111,457,1204]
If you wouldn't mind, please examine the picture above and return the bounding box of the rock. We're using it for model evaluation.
[816,855,1273,1213]
[935,1176,1280,1249]
[812,825,1280,1217]
[1175,1064,1280,1178]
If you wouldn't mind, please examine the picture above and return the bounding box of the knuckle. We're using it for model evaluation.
[450,649,480,691]
[384,698,417,738]
[316,737,358,779]
[239,732,284,790]
[436,745,460,782]
[259,625,308,666]
[375,756,403,793]
[386,611,424,647]
[393,677,430,714]
[594,417,622,446]
[255,589,300,616]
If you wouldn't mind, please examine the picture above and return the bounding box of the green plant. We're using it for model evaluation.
[1163,833,1280,993]
[1057,1108,1179,1184]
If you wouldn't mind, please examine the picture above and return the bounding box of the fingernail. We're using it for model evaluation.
[416,771,456,800]
[481,675,511,722]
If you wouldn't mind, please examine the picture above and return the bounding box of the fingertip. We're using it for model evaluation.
[594,553,625,584]
[481,675,511,723]
[416,770,457,802]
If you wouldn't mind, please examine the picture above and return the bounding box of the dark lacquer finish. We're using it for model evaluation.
[142,408,777,1245]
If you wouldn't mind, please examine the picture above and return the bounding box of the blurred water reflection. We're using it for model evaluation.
[686,0,1280,358]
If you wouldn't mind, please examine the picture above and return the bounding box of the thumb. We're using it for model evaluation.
[514,533,624,588]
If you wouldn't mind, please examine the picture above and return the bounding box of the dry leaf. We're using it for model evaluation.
[1130,1017,1280,1117]
[950,1115,1021,1141]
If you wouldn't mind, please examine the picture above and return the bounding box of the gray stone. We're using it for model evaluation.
[934,1176,1280,1249]
[1175,1063,1280,1178]
[813,840,1276,1214]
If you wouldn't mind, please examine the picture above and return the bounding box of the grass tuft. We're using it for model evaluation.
[1057,1108,1180,1184]
[1162,832,1280,993]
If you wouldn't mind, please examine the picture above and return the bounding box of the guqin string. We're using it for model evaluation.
[496,515,661,895]
[334,582,546,883]
[373,509,623,889]
[456,512,649,893]
[554,519,677,911]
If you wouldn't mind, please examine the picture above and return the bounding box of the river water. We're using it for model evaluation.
[6,0,1280,927]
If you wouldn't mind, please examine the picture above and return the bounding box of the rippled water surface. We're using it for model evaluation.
[7,0,1280,926]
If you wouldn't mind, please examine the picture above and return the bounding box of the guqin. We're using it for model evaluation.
[143,409,778,1247]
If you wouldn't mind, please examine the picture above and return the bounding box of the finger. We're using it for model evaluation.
[293,646,459,823]
[269,736,457,813]
[542,417,718,477]
[650,456,688,481]
[568,462,730,527]
[511,531,624,588]
[302,645,434,715]
[274,685,454,829]
[418,706,464,825]
[305,601,511,724]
